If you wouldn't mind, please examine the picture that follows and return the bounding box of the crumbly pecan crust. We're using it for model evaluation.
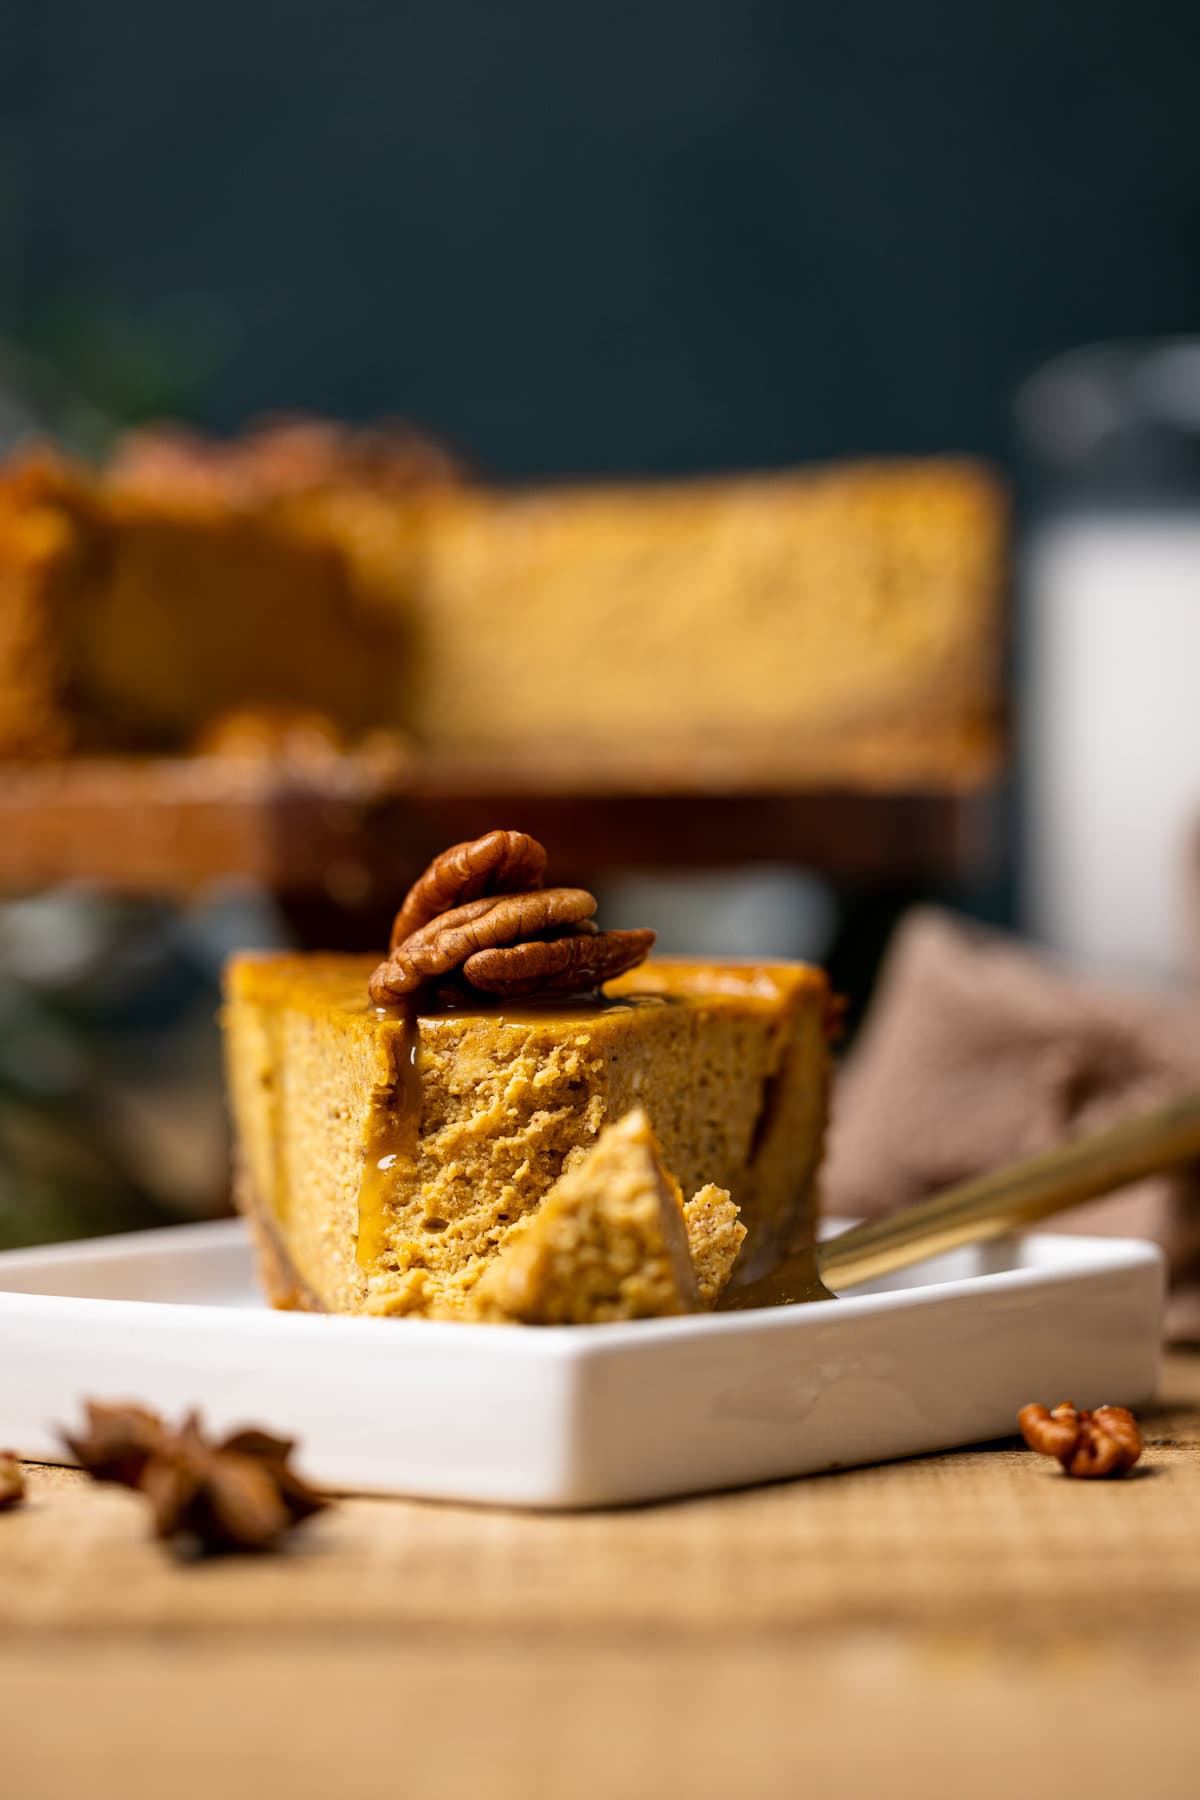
[370,830,655,1004]
[1018,1401,1142,1478]
[64,1401,329,1553]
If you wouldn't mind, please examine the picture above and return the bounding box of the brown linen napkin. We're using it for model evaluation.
[822,909,1200,1340]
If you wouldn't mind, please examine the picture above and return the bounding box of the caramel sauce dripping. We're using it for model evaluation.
[356,1000,421,1269]
[352,991,660,1270]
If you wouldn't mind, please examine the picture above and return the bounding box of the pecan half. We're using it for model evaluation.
[390,831,548,947]
[1018,1400,1142,1478]
[465,927,658,997]
[0,1451,25,1509]
[370,828,655,1003]
[371,889,597,1001]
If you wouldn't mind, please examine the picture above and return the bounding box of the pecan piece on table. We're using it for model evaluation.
[465,927,658,998]
[64,1401,330,1554]
[0,1451,25,1509]
[390,830,547,947]
[371,888,597,1002]
[1018,1400,1142,1478]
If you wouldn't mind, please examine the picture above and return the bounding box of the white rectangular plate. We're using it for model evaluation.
[0,1219,1164,1508]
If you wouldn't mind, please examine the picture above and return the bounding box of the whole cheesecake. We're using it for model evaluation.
[0,420,1003,786]
[223,952,832,1318]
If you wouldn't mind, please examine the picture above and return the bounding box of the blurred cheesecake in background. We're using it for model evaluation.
[0,417,1005,787]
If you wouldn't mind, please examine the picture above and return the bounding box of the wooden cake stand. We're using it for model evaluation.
[0,752,996,886]
[0,749,1000,972]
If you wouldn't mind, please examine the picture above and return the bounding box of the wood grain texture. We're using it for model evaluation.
[2,1351,1197,1796]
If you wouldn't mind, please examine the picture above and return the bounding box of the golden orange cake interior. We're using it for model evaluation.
[466,1108,703,1325]
[222,953,831,1318]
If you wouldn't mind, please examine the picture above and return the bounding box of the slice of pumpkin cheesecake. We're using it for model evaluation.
[221,832,833,1318]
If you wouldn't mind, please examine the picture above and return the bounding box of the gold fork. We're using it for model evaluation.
[717,1093,1200,1310]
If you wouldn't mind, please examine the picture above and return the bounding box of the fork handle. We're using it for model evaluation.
[819,1093,1200,1291]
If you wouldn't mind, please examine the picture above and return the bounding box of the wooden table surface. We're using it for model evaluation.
[4,1349,1197,1798]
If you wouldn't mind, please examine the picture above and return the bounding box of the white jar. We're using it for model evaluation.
[1023,516,1200,980]
[1019,342,1200,982]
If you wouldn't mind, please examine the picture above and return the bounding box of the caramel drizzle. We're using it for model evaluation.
[356,1002,421,1270]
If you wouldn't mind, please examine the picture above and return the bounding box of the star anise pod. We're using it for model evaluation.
[63,1402,330,1554]
[0,1451,25,1509]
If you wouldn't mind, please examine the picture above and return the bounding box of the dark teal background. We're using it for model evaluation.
[3,0,1199,471]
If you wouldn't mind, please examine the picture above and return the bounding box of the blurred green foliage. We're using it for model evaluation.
[18,288,238,432]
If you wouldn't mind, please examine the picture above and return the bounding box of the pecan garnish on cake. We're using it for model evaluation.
[370,829,655,1004]
[389,828,548,943]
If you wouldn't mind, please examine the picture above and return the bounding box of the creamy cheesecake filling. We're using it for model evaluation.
[223,955,831,1318]
[354,992,664,1272]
